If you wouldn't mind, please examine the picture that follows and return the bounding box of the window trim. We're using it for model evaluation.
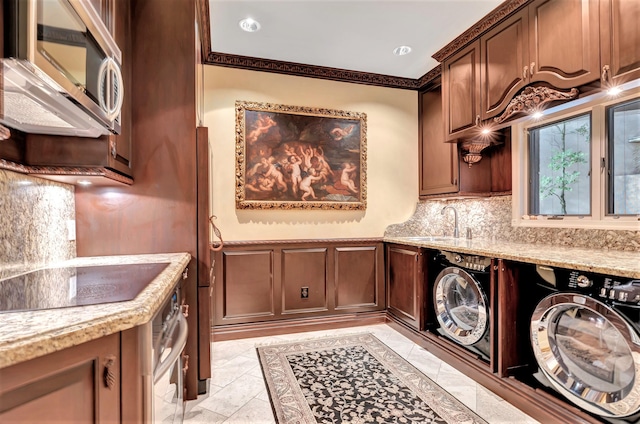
[512,87,640,231]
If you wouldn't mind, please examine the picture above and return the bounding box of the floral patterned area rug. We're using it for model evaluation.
[256,333,488,424]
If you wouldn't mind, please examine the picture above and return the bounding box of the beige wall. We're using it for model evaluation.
[204,66,418,241]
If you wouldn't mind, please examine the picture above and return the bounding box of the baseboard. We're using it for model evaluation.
[212,311,388,341]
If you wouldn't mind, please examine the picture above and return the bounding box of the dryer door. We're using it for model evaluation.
[531,293,640,418]
[433,267,489,346]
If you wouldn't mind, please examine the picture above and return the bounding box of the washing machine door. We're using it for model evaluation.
[433,266,489,346]
[531,293,640,419]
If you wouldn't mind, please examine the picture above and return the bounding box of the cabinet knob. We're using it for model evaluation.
[103,354,116,390]
[602,64,610,83]
[523,66,529,80]
[530,62,535,76]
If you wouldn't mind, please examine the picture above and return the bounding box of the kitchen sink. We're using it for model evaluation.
[399,236,456,242]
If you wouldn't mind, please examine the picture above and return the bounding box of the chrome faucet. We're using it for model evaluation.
[441,205,460,238]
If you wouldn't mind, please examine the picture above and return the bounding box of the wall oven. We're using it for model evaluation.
[142,283,188,423]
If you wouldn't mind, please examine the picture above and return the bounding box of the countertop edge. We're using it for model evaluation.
[384,237,640,279]
[0,252,191,369]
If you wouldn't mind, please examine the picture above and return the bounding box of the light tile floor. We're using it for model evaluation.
[180,324,540,423]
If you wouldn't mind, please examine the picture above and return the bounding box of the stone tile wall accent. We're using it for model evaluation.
[385,195,640,252]
[0,170,76,278]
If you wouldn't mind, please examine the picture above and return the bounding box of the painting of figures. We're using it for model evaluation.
[235,101,367,210]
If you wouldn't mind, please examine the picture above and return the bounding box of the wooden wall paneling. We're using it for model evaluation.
[74,0,201,399]
[334,246,378,310]
[281,248,328,314]
[218,250,275,322]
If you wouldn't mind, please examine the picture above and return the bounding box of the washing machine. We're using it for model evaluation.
[429,250,493,363]
[530,265,640,422]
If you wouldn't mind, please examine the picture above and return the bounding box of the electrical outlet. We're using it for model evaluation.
[67,220,76,241]
[301,287,309,299]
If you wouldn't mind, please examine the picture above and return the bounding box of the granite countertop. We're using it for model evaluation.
[0,252,191,369]
[384,236,640,279]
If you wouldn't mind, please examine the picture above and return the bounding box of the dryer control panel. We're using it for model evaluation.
[439,251,492,272]
[554,268,640,305]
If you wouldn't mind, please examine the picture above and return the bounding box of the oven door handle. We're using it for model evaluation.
[153,312,188,384]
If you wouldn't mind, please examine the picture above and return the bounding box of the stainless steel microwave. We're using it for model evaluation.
[1,0,123,137]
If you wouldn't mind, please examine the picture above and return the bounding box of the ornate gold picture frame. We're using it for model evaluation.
[235,101,367,210]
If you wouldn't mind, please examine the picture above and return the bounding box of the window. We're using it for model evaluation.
[513,88,640,230]
[608,98,640,216]
[529,113,591,216]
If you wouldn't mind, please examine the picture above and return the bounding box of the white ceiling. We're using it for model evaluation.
[208,0,503,79]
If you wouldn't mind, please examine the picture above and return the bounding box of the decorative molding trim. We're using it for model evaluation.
[0,159,133,185]
[212,311,388,341]
[197,0,211,59]
[218,238,384,248]
[207,52,422,90]
[417,66,442,89]
[494,86,579,124]
[432,0,529,62]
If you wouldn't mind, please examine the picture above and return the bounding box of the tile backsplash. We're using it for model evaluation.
[0,170,76,277]
[385,195,640,251]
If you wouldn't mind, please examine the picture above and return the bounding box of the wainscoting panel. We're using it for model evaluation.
[335,246,382,310]
[282,248,328,314]
[219,250,275,321]
[212,239,385,334]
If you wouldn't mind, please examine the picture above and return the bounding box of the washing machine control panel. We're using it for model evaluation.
[440,251,492,272]
[561,269,640,305]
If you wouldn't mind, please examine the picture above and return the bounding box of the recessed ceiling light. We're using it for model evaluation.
[77,180,92,186]
[392,46,412,56]
[239,18,261,33]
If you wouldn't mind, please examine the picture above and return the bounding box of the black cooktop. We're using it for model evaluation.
[0,262,170,313]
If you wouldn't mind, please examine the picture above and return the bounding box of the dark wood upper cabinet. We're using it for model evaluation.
[480,9,529,121]
[600,0,640,86]
[527,0,600,89]
[446,0,603,137]
[419,80,459,196]
[443,40,481,141]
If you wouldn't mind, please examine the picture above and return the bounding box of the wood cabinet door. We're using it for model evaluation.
[480,9,529,120]
[600,0,640,86]
[528,0,600,89]
[419,84,459,196]
[0,334,120,423]
[386,244,424,330]
[442,40,481,140]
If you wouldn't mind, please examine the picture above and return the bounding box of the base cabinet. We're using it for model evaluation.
[386,243,425,330]
[0,334,122,423]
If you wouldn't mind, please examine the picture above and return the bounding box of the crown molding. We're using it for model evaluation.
[206,52,422,90]
[432,0,529,62]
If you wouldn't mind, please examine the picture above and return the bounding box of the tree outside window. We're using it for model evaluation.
[529,114,591,216]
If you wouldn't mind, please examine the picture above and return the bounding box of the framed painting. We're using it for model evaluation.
[235,101,367,210]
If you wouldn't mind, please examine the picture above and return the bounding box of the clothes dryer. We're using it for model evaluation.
[430,250,493,362]
[530,266,640,422]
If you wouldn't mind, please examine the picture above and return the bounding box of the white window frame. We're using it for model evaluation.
[512,86,640,231]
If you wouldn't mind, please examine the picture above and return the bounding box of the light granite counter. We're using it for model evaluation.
[384,236,640,279]
[0,252,191,369]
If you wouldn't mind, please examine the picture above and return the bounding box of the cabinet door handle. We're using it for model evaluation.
[103,354,116,390]
[602,65,610,83]
[475,115,480,126]
[530,62,535,76]
[523,66,529,80]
